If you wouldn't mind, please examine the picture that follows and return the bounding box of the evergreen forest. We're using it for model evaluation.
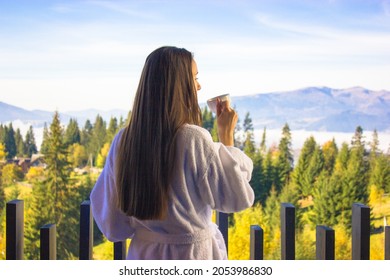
[0,107,389,260]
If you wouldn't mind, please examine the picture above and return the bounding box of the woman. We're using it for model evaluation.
[90,46,254,259]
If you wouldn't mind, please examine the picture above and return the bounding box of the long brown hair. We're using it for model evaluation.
[116,46,202,220]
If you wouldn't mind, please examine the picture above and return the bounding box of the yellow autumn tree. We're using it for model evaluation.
[26,166,45,182]
[0,143,6,161]
[67,143,88,168]
[228,203,264,260]
[96,143,110,168]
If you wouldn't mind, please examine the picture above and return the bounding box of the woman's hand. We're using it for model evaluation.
[216,98,237,146]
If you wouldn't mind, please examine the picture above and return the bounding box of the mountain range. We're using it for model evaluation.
[1,86,389,133]
[229,86,390,132]
[0,102,128,128]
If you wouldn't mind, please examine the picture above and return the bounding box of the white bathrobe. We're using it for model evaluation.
[90,124,254,260]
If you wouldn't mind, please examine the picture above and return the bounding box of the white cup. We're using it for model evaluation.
[207,94,231,114]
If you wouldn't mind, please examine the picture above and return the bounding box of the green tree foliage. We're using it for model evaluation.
[260,148,276,204]
[322,139,338,174]
[25,180,51,259]
[80,119,93,151]
[243,112,254,133]
[14,128,25,157]
[89,115,107,165]
[211,119,219,142]
[263,185,281,259]
[293,136,317,199]
[312,171,343,227]
[2,123,17,159]
[106,117,119,144]
[346,127,369,203]
[201,107,214,133]
[25,111,78,259]
[243,131,256,157]
[369,153,390,194]
[274,124,293,191]
[64,118,81,146]
[249,151,263,203]
[25,126,38,157]
[242,112,255,156]
[40,123,50,154]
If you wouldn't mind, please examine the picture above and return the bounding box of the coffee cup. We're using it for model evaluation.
[207,94,231,114]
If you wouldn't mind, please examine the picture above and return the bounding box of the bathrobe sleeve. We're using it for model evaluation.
[189,126,255,213]
[90,131,135,242]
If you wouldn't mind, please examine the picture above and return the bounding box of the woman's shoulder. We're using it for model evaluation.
[179,124,212,141]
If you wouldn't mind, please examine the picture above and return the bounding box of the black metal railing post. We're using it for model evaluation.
[316,225,335,260]
[40,224,56,260]
[79,200,93,260]
[114,241,127,260]
[216,211,229,253]
[281,203,295,260]
[385,226,389,260]
[250,225,263,260]
[6,200,24,260]
[352,203,370,260]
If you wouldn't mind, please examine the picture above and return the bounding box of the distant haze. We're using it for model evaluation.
[1,86,390,153]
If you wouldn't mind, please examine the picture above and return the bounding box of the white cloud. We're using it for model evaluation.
[383,0,390,16]
[86,0,162,20]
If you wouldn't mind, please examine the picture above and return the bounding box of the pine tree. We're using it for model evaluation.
[89,115,106,164]
[27,111,78,259]
[263,186,280,233]
[14,128,25,157]
[4,123,17,159]
[25,181,51,259]
[118,115,126,129]
[261,148,275,204]
[263,185,281,259]
[334,142,349,172]
[80,119,93,164]
[369,153,390,193]
[293,136,316,199]
[243,112,254,133]
[347,126,369,203]
[40,123,50,154]
[322,139,338,174]
[242,112,255,157]
[25,126,38,157]
[106,117,118,144]
[274,123,293,191]
[64,118,81,147]
[304,144,324,197]
[249,150,264,203]
[312,171,343,227]
[243,131,256,157]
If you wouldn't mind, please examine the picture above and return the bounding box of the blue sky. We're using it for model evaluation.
[1,0,390,111]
